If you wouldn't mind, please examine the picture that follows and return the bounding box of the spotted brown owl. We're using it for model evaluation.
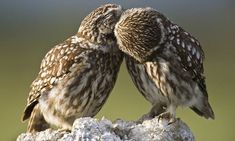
[114,7,214,121]
[22,4,123,133]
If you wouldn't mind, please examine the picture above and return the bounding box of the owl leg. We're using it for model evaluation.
[57,121,73,133]
[27,104,50,133]
[157,104,177,125]
[137,102,166,123]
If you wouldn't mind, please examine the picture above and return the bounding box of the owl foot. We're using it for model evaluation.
[137,104,166,124]
[157,112,176,125]
[58,128,71,133]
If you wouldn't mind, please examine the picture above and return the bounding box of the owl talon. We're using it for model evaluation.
[58,128,71,133]
[167,118,177,125]
[157,112,176,124]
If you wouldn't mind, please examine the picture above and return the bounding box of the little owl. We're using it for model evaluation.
[114,7,214,122]
[22,4,123,132]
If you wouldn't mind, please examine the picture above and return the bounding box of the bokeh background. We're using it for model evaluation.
[0,0,234,140]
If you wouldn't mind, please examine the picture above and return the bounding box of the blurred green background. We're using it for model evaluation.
[0,0,234,140]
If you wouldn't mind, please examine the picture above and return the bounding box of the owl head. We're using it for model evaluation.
[79,4,123,45]
[114,7,167,62]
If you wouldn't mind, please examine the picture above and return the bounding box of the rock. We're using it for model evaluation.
[17,117,194,141]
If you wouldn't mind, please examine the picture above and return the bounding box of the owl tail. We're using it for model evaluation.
[27,104,50,133]
[191,99,215,120]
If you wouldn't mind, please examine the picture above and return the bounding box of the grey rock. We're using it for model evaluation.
[17,117,194,141]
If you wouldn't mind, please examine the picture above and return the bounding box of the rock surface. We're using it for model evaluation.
[17,117,194,141]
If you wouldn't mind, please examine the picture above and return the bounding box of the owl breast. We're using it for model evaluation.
[38,50,123,129]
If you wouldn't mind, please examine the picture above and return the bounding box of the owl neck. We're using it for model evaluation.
[75,33,118,53]
[78,31,116,44]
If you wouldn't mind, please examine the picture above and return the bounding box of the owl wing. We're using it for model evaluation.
[22,36,89,121]
[168,25,214,118]
[171,26,207,97]
[151,24,207,97]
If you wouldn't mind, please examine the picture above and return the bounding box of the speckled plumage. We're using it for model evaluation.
[22,4,123,133]
[114,7,214,120]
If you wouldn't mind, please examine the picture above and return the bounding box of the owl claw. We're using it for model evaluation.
[58,128,71,133]
[137,104,166,124]
[157,112,176,125]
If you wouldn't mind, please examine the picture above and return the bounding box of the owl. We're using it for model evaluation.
[22,4,123,133]
[114,7,214,122]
